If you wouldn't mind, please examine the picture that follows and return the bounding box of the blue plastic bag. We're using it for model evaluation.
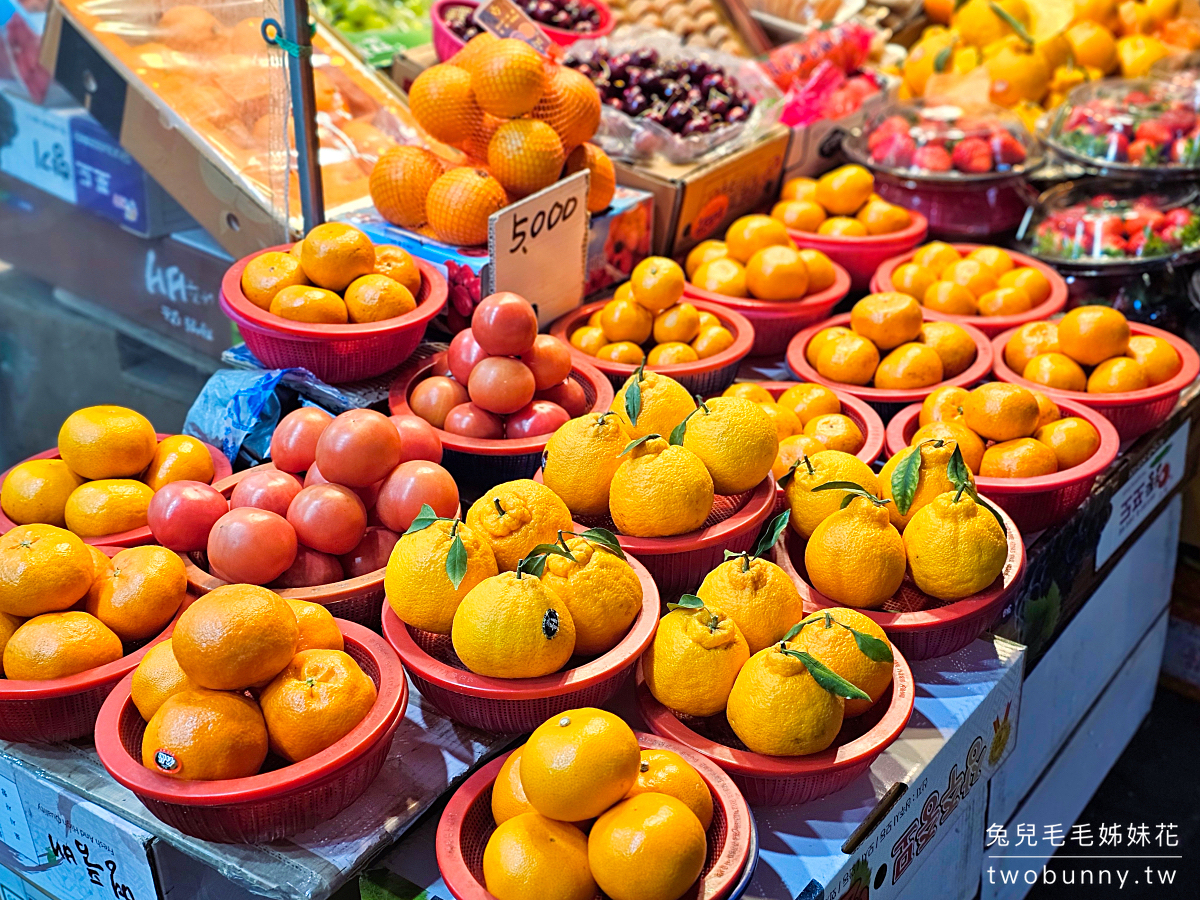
[183,369,291,466]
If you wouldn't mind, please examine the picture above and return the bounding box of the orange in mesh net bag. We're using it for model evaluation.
[532,66,602,150]
[470,38,548,118]
[369,147,445,229]
[426,168,509,246]
[488,120,565,198]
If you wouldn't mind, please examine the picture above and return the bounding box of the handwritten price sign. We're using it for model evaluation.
[489,170,589,326]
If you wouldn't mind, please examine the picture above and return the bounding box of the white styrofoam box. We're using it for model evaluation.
[986,496,1181,827]
[895,782,987,900]
[981,610,1170,900]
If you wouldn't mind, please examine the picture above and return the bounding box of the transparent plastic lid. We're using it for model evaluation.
[1019,180,1200,268]
[1044,77,1200,173]
[844,99,1043,182]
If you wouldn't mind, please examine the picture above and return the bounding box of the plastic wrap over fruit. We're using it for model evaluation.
[757,21,874,93]
[563,27,782,163]
[60,0,437,236]
[844,98,1043,180]
[778,60,886,128]
[1045,77,1200,173]
[1019,179,1200,269]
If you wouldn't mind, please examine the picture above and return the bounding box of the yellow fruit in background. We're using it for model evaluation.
[784,450,880,539]
[806,496,906,608]
[685,240,729,278]
[955,0,1031,47]
[465,480,572,573]
[758,402,803,443]
[814,164,874,215]
[385,519,498,634]
[772,199,827,233]
[697,556,805,654]
[724,215,793,263]
[727,643,845,755]
[0,460,85,528]
[599,296,653,344]
[691,258,748,297]
[598,342,645,364]
[64,480,154,538]
[805,326,855,368]
[912,421,986,475]
[799,249,837,293]
[903,492,1007,600]
[609,438,713,537]
[1065,20,1119,72]
[818,217,868,237]
[1058,305,1130,365]
[452,570,575,677]
[920,322,977,379]
[1073,0,1121,31]
[626,749,713,829]
[781,176,819,203]
[913,241,962,275]
[569,326,606,356]
[1126,335,1182,386]
[521,707,640,821]
[542,412,629,518]
[588,794,707,900]
[1115,34,1168,77]
[879,440,973,532]
[903,30,959,95]
[680,397,778,495]
[778,383,841,425]
[142,435,216,492]
[610,370,696,440]
[892,263,938,302]
[963,383,1041,441]
[723,382,775,404]
[484,814,595,900]
[541,537,643,656]
[58,406,157,481]
[851,292,923,350]
[647,342,698,366]
[643,603,749,716]
[998,267,1052,305]
[1145,0,1179,23]
[987,45,1049,106]
[792,609,894,717]
[817,334,880,386]
[874,343,944,390]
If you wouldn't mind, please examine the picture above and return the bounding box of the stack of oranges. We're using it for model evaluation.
[773,165,913,237]
[685,215,839,301]
[1003,305,1181,394]
[1,405,215,541]
[482,708,713,900]
[805,293,979,389]
[371,34,615,247]
[889,242,1054,318]
[913,383,1101,477]
[133,584,377,780]
[0,529,186,681]
[240,222,422,325]
[569,257,736,366]
[719,383,867,477]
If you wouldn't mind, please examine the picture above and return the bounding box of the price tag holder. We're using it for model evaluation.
[488,170,589,327]
[472,0,554,55]
[1096,418,1189,569]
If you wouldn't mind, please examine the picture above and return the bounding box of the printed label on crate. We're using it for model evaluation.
[0,91,76,203]
[1096,420,1189,569]
[489,170,588,326]
[69,115,147,233]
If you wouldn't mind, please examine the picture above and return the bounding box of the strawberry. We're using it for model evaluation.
[1126,91,1152,105]
[872,131,916,168]
[1157,108,1196,136]
[951,136,993,173]
[1163,208,1193,228]
[1135,119,1172,146]
[1171,137,1199,164]
[913,144,953,172]
[868,115,911,151]
[1104,132,1129,162]
[1125,229,1148,256]
[1161,225,1185,248]
[1128,139,1155,164]
[1123,208,1164,236]
[990,131,1026,166]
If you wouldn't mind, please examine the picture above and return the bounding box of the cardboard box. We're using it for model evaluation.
[375,637,1025,900]
[584,185,654,297]
[1160,550,1200,701]
[613,125,790,258]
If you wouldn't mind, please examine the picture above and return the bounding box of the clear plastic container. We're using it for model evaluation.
[1044,77,1200,175]
[844,99,1043,180]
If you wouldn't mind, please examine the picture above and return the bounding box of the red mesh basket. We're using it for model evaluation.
[636,651,915,807]
[885,398,1120,534]
[870,244,1068,338]
[990,322,1200,443]
[681,263,851,357]
[436,731,754,900]
[548,298,754,395]
[0,563,192,744]
[771,507,1024,660]
[786,313,994,423]
[388,356,614,498]
[220,244,447,384]
[183,465,385,629]
[431,0,615,61]
[0,435,231,546]
[382,553,659,733]
[787,210,928,292]
[94,620,407,844]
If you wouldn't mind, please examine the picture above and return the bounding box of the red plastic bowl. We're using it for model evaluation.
[786,210,928,293]
[872,171,1036,238]
[682,263,851,357]
[885,398,1120,534]
[542,472,778,603]
[636,650,914,807]
[220,244,447,384]
[871,244,1068,337]
[388,352,614,497]
[0,563,192,744]
[437,731,754,900]
[182,464,386,628]
[0,434,231,547]
[772,504,1025,660]
[94,619,407,844]
[990,322,1200,443]
[786,313,994,422]
[382,553,659,733]
[549,297,754,395]
[432,0,615,60]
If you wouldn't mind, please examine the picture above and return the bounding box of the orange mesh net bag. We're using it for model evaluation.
[370,32,614,248]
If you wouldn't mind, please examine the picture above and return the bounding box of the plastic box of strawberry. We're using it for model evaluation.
[1045,78,1200,173]
[844,100,1042,180]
